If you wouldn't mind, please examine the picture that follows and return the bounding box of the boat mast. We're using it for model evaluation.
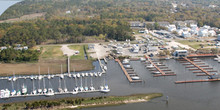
[38,66,41,89]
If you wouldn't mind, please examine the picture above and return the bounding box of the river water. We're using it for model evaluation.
[0,0,21,16]
[1,58,220,110]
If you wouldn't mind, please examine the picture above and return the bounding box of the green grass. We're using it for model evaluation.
[68,45,88,60]
[176,40,208,49]
[40,45,65,59]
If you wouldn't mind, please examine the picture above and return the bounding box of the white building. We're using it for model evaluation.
[182,31,191,38]
[173,50,188,58]
[167,25,176,32]
[198,29,209,37]
[217,34,220,41]
[208,30,216,36]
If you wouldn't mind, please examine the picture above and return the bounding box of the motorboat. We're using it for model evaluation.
[58,88,63,93]
[124,65,131,68]
[100,85,110,93]
[72,89,78,94]
[146,64,154,68]
[90,86,95,91]
[30,75,34,80]
[73,74,77,78]
[79,86,84,92]
[43,88,47,94]
[152,71,161,74]
[60,74,64,79]
[32,90,37,95]
[140,57,146,62]
[64,88,68,93]
[122,59,130,64]
[131,76,140,80]
[38,89,42,93]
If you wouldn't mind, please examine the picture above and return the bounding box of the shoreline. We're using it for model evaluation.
[0,93,163,110]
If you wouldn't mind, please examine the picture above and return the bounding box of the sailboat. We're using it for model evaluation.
[89,77,95,91]
[38,67,42,93]
[63,77,68,93]
[90,72,94,77]
[79,76,84,92]
[45,78,54,96]
[85,73,88,77]
[84,77,88,91]
[21,84,27,95]
[100,74,110,93]
[58,77,63,93]
[77,73,80,78]
[43,77,47,94]
[4,89,10,98]
[10,79,16,96]
[60,64,64,79]
[31,79,37,95]
[12,72,17,82]
[74,74,79,92]
[94,72,98,77]
[81,73,85,77]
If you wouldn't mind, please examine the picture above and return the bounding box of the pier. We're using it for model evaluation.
[175,57,220,84]
[144,55,176,77]
[115,59,142,83]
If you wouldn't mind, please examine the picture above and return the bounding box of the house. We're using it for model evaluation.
[167,25,176,32]
[176,29,183,36]
[173,50,188,58]
[208,30,216,36]
[158,22,170,27]
[129,21,145,28]
[1,46,7,51]
[174,21,186,29]
[198,29,209,37]
[182,31,191,38]
[217,34,220,41]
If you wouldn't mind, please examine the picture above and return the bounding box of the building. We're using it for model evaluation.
[167,25,176,32]
[173,50,188,58]
[208,30,216,36]
[129,21,145,28]
[182,31,191,38]
[158,22,170,27]
[198,29,209,37]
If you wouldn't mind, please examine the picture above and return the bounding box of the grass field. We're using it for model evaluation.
[68,45,89,60]
[176,40,208,49]
[40,45,65,59]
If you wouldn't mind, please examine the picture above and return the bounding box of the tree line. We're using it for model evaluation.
[0,19,133,47]
[0,48,40,63]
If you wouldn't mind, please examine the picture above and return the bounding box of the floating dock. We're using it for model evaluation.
[115,59,142,83]
[144,56,176,77]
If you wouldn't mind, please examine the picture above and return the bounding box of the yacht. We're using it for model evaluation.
[38,88,42,94]
[21,84,27,95]
[32,80,37,95]
[73,74,76,78]
[90,77,95,91]
[100,75,110,93]
[30,75,34,80]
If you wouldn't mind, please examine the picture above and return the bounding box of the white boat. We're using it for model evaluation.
[12,77,17,82]
[68,73,72,78]
[84,77,88,91]
[32,90,37,95]
[58,77,63,93]
[218,59,220,63]
[94,72,98,77]
[51,75,55,78]
[73,74,76,78]
[81,73,85,77]
[8,77,12,81]
[43,77,47,94]
[30,75,34,80]
[98,72,102,77]
[72,90,78,94]
[146,64,154,68]
[131,76,140,80]
[156,62,162,65]
[140,57,146,61]
[85,73,89,77]
[100,75,110,93]
[152,71,161,74]
[122,59,130,64]
[214,58,219,61]
[77,73,80,78]
[79,76,84,92]
[16,91,21,96]
[74,86,79,92]
[60,74,64,79]
[104,66,107,71]
[0,90,5,98]
[63,76,68,92]
[48,75,51,79]
[165,57,170,60]
[124,65,131,68]
[11,90,16,96]
[4,89,10,98]
[21,84,27,95]
[89,77,95,91]
[38,89,42,93]
[46,88,54,96]
[90,73,94,77]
